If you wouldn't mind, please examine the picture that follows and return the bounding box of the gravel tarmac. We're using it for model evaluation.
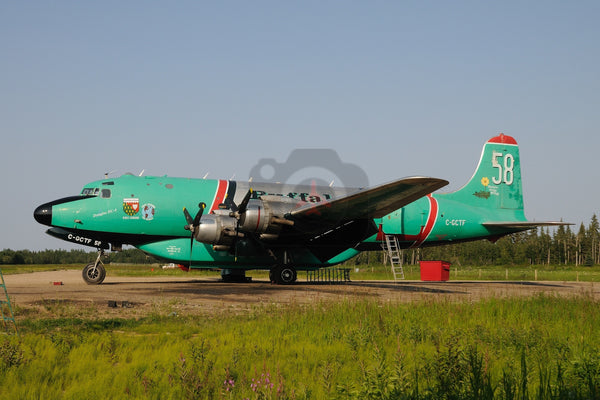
[3,270,598,319]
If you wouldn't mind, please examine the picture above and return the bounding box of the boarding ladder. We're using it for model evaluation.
[382,234,404,281]
[0,268,18,335]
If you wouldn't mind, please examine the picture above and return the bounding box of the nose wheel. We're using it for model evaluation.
[82,250,106,284]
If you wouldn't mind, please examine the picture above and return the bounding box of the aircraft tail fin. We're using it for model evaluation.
[443,134,524,212]
[442,134,570,229]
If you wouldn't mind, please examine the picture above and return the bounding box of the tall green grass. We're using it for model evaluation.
[2,294,599,399]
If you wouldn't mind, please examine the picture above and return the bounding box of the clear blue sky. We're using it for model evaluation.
[1,1,599,250]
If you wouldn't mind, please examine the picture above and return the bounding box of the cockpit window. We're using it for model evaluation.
[101,189,111,198]
[81,188,100,196]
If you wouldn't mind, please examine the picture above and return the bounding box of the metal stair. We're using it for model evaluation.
[0,268,18,335]
[382,234,404,281]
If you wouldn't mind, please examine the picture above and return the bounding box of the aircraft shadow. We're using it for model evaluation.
[100,278,567,298]
[101,279,461,296]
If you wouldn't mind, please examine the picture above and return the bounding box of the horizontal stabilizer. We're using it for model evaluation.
[483,221,572,229]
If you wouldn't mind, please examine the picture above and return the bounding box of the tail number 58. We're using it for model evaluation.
[492,152,514,185]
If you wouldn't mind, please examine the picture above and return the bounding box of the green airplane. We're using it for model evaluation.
[34,134,564,284]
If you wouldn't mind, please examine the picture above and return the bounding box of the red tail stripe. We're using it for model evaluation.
[413,194,438,247]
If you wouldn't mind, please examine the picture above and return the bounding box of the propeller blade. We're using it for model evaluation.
[183,202,207,268]
[189,232,194,267]
[231,191,253,261]
[237,189,253,215]
[183,207,194,226]
[193,203,206,226]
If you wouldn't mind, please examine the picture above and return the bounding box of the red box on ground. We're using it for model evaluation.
[419,261,451,281]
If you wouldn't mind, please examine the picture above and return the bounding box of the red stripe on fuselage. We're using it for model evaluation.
[411,194,438,248]
[210,180,229,213]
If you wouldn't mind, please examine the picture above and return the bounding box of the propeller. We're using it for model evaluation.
[183,202,206,267]
[228,188,253,261]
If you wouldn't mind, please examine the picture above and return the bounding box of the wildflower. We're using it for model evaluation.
[223,378,235,392]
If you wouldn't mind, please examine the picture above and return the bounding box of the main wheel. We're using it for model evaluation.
[271,266,297,285]
[82,262,106,285]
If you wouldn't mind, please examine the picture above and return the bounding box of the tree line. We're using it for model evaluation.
[355,215,600,267]
[3,215,599,266]
[0,248,157,265]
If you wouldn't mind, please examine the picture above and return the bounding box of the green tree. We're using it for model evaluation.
[588,214,599,265]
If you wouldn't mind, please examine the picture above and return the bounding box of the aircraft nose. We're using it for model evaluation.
[34,203,52,226]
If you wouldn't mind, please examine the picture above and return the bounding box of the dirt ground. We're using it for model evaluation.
[3,270,599,319]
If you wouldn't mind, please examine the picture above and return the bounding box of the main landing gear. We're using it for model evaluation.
[269,265,297,285]
[82,249,106,285]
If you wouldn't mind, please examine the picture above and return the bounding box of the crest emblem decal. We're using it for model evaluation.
[123,198,140,216]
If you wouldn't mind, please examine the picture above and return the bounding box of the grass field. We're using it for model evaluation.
[1,264,599,399]
[1,294,599,398]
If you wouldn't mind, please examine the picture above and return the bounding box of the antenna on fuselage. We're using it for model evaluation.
[138,169,145,177]
[104,170,117,179]
[202,172,209,179]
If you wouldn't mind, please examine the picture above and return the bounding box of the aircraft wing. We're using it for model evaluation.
[280,177,447,262]
[289,176,449,223]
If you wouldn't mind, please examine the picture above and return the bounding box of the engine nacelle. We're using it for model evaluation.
[194,214,238,245]
[239,199,273,234]
[194,197,297,245]
[238,197,297,240]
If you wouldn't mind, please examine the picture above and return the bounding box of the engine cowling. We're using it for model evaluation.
[193,197,298,246]
[239,197,297,239]
[194,214,238,245]
[238,199,273,234]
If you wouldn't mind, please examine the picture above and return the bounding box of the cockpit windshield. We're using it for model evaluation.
[81,188,100,196]
[81,187,112,198]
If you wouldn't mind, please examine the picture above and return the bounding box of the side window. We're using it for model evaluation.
[101,189,111,199]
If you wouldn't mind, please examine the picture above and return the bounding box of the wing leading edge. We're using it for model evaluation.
[290,176,449,223]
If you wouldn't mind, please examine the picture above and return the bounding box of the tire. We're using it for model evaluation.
[271,266,297,285]
[82,262,106,285]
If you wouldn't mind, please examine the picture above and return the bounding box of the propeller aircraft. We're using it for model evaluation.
[34,134,565,284]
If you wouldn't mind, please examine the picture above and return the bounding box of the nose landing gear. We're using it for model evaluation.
[82,249,106,285]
